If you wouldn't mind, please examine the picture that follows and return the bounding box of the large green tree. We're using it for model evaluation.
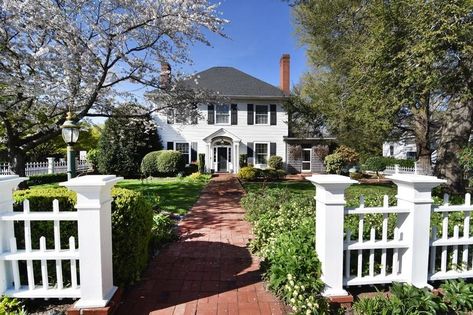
[294,0,473,192]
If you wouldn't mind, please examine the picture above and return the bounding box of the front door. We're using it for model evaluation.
[217,147,228,172]
[302,148,311,172]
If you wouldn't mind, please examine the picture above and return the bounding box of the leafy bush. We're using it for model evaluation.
[0,296,26,315]
[237,166,258,181]
[362,156,415,173]
[239,154,248,168]
[188,172,212,181]
[13,187,154,286]
[86,148,99,172]
[198,153,206,173]
[26,173,68,186]
[141,151,162,177]
[268,155,283,170]
[184,163,198,175]
[324,152,345,174]
[335,145,359,166]
[441,279,473,313]
[150,212,177,250]
[97,105,162,178]
[155,150,185,176]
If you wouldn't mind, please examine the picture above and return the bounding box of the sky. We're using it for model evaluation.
[180,0,307,89]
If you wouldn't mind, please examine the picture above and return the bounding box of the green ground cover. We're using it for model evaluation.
[30,175,211,215]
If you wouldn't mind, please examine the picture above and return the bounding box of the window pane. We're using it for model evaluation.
[216,104,230,124]
[176,143,189,164]
[255,143,268,164]
[255,105,268,124]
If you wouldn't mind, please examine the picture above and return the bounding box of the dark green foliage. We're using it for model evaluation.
[268,155,283,170]
[150,212,177,249]
[155,150,185,176]
[441,279,473,313]
[13,187,153,286]
[198,153,205,173]
[26,173,68,186]
[239,154,248,168]
[237,166,258,181]
[97,106,161,178]
[141,151,163,177]
[86,148,99,172]
[184,164,198,175]
[362,157,415,173]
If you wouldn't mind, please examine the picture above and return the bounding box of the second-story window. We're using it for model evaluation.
[255,105,268,124]
[216,104,230,124]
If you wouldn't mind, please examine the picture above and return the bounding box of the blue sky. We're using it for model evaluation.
[181,0,307,88]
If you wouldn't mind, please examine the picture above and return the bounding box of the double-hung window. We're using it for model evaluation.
[175,143,190,164]
[215,104,230,124]
[255,143,268,165]
[255,105,269,124]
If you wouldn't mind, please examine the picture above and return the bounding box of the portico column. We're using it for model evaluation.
[207,143,211,173]
[234,141,240,173]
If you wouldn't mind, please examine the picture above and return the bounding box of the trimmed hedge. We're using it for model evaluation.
[13,187,153,286]
[362,156,415,173]
[26,173,68,186]
[141,151,163,177]
[237,166,286,181]
[156,150,185,176]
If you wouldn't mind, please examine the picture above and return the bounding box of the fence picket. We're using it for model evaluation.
[9,238,21,290]
[69,237,78,289]
[357,214,364,278]
[453,225,459,268]
[392,227,399,275]
[369,228,375,277]
[430,227,437,274]
[40,236,49,290]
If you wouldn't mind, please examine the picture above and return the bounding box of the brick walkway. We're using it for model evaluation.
[115,174,287,315]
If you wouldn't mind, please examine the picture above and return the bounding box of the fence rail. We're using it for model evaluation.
[384,162,431,175]
[0,159,89,176]
[308,173,473,297]
[0,175,122,309]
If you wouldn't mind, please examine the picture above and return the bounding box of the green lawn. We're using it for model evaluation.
[243,180,396,198]
[30,176,211,215]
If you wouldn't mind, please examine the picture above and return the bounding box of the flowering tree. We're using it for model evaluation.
[0,0,225,176]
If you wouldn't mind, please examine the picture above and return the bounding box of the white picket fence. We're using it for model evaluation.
[0,175,122,308]
[308,173,473,297]
[384,162,430,175]
[0,159,89,176]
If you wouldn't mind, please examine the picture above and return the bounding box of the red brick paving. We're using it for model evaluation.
[115,174,287,315]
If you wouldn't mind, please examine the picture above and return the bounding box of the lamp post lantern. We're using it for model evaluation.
[61,112,80,180]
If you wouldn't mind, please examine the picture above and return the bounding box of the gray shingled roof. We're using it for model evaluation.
[183,67,285,97]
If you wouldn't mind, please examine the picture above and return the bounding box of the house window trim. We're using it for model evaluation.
[254,104,270,126]
[174,142,191,165]
[215,104,231,125]
[254,142,270,166]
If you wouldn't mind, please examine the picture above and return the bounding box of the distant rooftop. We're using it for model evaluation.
[182,67,285,98]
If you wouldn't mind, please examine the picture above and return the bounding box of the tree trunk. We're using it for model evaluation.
[435,100,473,194]
[7,145,28,189]
[413,96,432,175]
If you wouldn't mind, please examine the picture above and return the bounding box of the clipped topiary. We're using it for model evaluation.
[268,155,283,170]
[141,151,163,177]
[237,166,258,181]
[156,150,185,176]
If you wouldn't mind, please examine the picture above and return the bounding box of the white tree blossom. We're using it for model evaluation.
[0,0,226,174]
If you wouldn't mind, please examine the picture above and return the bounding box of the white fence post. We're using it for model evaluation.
[387,173,445,288]
[47,157,55,174]
[307,174,357,296]
[0,175,28,294]
[60,175,122,308]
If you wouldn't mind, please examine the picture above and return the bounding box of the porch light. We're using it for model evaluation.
[61,111,80,179]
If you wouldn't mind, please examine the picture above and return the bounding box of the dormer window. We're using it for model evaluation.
[215,104,230,124]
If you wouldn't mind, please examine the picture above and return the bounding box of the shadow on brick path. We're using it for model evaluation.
[115,174,287,315]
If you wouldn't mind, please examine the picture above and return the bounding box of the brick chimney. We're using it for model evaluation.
[160,62,171,89]
[279,54,290,95]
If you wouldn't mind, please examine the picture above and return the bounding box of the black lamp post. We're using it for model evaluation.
[61,112,80,180]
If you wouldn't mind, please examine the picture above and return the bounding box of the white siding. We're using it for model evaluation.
[382,140,417,159]
[156,100,289,172]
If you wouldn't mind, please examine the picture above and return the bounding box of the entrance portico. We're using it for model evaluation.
[203,128,241,173]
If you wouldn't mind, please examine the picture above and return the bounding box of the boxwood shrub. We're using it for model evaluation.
[13,187,153,286]
[141,151,163,177]
[26,173,68,186]
[156,150,185,176]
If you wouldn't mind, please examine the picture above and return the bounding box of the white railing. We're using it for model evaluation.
[0,159,90,176]
[429,193,473,281]
[307,173,468,297]
[384,162,430,175]
[0,175,122,309]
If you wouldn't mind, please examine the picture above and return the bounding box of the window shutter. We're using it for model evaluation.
[231,104,238,125]
[270,142,277,156]
[167,142,174,150]
[191,142,198,162]
[247,104,254,125]
[208,104,215,124]
[247,142,254,164]
[270,104,277,125]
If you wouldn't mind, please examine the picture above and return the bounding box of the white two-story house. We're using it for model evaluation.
[155,54,332,174]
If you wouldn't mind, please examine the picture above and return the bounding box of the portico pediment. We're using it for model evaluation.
[203,128,241,143]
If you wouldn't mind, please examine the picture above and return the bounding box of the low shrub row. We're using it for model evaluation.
[362,156,415,173]
[13,186,167,286]
[237,166,286,181]
[353,280,473,314]
[26,173,68,186]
